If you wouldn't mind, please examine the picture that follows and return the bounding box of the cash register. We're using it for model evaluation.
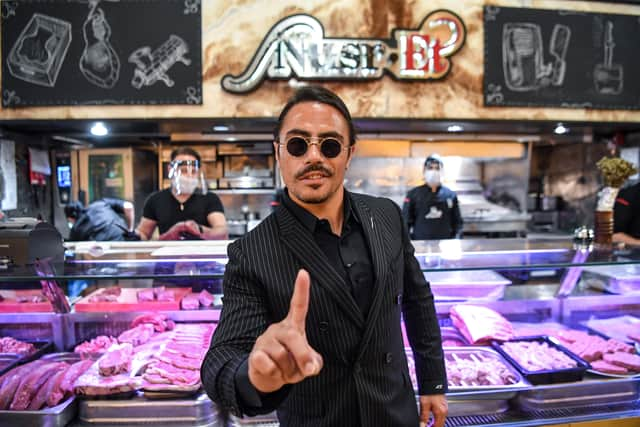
[0,219,64,267]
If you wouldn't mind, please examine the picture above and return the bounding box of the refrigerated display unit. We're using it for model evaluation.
[0,237,638,426]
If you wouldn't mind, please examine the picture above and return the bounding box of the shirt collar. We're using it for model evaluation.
[281,188,360,234]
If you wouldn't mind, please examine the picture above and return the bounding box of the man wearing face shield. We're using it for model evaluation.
[402,154,463,240]
[136,147,228,240]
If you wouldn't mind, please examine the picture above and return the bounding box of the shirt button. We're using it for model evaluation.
[319,321,329,332]
[353,362,362,374]
[385,353,393,364]
[345,262,353,268]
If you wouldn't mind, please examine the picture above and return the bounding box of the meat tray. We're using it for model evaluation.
[0,340,54,375]
[491,336,590,385]
[0,396,77,427]
[581,264,640,294]
[407,347,529,416]
[515,376,640,410]
[77,391,222,426]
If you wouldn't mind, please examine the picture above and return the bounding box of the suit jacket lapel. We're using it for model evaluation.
[275,205,365,328]
[351,194,391,359]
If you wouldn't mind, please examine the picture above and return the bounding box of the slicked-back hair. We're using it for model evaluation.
[170,146,201,163]
[274,86,357,146]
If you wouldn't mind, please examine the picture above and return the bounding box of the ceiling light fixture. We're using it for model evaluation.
[554,123,568,135]
[447,125,463,132]
[212,125,229,132]
[90,122,109,136]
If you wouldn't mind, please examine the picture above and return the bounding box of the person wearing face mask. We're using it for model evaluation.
[136,147,228,240]
[402,154,463,240]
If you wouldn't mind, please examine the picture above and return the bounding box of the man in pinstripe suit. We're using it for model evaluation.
[202,86,448,427]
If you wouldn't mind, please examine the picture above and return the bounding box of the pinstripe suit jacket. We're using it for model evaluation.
[202,191,446,427]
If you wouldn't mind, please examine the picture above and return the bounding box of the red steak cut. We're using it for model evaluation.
[74,335,118,356]
[450,305,514,344]
[58,359,95,396]
[28,368,66,410]
[591,360,629,374]
[603,352,640,371]
[0,337,36,355]
[145,361,200,384]
[98,343,134,376]
[10,362,67,410]
[181,294,199,310]
[131,313,174,332]
[118,324,155,347]
[137,289,155,302]
[0,361,47,409]
[156,290,175,302]
[198,290,214,307]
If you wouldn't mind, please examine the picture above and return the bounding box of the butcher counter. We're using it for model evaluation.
[0,238,638,427]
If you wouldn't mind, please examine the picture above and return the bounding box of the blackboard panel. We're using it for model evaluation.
[484,6,640,110]
[2,0,202,108]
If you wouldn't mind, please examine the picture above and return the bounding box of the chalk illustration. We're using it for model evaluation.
[79,0,120,89]
[183,0,200,14]
[594,21,623,95]
[128,35,191,89]
[6,13,72,87]
[2,2,18,19]
[502,23,570,91]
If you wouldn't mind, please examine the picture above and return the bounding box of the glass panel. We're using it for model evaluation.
[88,154,125,201]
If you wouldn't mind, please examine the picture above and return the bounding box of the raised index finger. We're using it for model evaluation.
[287,269,311,330]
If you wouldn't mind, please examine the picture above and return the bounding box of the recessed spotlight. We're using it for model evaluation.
[554,124,568,135]
[90,122,108,136]
[447,125,463,132]
[212,125,229,132]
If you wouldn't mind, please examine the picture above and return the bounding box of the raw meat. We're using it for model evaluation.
[58,359,94,395]
[450,305,514,344]
[499,341,577,371]
[181,294,200,310]
[443,352,518,387]
[10,362,67,410]
[198,290,214,307]
[74,335,118,356]
[144,361,200,385]
[118,324,155,347]
[0,361,47,409]
[131,313,175,332]
[602,352,640,371]
[98,343,134,376]
[28,369,65,410]
[629,332,640,343]
[156,353,202,370]
[137,289,155,303]
[0,337,36,355]
[16,294,46,303]
[73,363,140,396]
[156,290,175,302]
[590,360,629,375]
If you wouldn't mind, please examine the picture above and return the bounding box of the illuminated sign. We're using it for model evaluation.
[221,10,466,93]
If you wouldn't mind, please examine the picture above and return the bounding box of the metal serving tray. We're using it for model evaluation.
[581,264,640,294]
[228,413,279,426]
[78,391,222,426]
[0,340,54,375]
[425,270,511,301]
[516,376,640,410]
[0,396,77,427]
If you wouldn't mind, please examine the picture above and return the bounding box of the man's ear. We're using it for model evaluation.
[345,144,356,169]
[273,141,280,163]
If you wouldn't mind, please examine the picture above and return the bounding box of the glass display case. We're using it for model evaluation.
[0,238,638,427]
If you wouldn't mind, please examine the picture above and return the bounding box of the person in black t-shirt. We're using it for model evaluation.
[613,181,640,246]
[65,198,134,241]
[136,147,227,240]
[402,154,463,240]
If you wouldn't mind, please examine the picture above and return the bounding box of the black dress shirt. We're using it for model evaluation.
[234,188,375,409]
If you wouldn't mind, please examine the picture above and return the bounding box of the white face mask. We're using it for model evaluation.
[174,175,200,195]
[424,170,441,186]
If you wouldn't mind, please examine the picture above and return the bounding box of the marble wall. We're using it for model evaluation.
[1,0,640,122]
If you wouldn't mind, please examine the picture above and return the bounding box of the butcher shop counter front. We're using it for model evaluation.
[0,238,638,427]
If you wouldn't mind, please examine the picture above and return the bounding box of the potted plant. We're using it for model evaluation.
[595,157,637,244]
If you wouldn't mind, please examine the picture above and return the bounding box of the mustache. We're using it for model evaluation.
[295,164,333,179]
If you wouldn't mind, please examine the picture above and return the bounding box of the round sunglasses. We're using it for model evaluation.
[280,136,348,159]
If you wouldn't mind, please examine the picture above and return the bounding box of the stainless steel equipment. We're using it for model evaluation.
[217,142,275,189]
[0,221,64,266]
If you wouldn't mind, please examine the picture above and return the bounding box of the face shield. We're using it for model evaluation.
[168,159,206,196]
